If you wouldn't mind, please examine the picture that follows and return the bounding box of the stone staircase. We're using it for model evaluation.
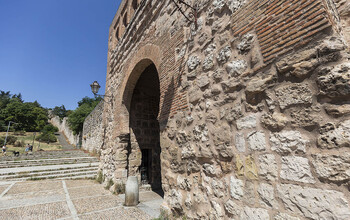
[0,150,99,181]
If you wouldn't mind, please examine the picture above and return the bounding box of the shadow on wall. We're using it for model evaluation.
[158,40,189,130]
[158,77,175,130]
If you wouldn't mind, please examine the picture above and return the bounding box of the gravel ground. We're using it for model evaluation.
[0,180,160,220]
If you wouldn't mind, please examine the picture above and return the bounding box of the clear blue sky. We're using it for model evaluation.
[0,0,121,110]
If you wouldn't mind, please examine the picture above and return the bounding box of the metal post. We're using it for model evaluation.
[32,132,36,148]
[4,121,12,146]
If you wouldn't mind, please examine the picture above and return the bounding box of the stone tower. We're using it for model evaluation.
[98,0,350,218]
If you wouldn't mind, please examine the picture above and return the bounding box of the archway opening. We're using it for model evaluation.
[128,63,163,196]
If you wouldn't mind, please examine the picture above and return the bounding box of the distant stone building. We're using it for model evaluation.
[96,0,350,218]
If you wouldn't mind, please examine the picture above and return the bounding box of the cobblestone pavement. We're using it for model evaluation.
[0,180,162,220]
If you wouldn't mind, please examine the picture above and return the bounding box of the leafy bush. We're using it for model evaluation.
[1,135,17,145]
[96,171,103,184]
[105,179,114,190]
[153,210,171,220]
[41,124,59,133]
[36,133,57,143]
[14,140,25,147]
[14,130,26,136]
[114,183,125,194]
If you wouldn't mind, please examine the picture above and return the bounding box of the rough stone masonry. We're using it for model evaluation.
[91,0,350,219]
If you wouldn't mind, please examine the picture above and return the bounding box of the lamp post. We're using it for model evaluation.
[3,121,17,146]
[32,132,36,149]
[90,81,113,104]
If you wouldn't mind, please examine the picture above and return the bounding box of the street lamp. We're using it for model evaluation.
[90,81,113,104]
[90,81,101,95]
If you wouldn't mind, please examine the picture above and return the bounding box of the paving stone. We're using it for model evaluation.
[0,202,71,220]
[0,179,161,219]
[0,185,10,195]
[0,192,66,210]
[6,181,63,195]
[67,185,111,199]
[73,195,123,214]
[3,189,65,201]
[65,179,98,188]
[78,206,151,220]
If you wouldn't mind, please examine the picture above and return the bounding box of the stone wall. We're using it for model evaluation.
[82,101,104,154]
[49,116,79,146]
[100,0,350,219]
[335,0,350,46]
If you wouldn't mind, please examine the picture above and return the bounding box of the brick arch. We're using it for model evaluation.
[116,44,162,136]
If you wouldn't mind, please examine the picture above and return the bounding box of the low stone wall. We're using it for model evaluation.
[82,101,104,154]
[50,116,79,146]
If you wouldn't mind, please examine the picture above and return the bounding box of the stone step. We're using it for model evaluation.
[6,170,98,181]
[0,149,100,181]
[0,157,99,168]
[0,166,98,179]
[0,156,98,164]
[0,162,100,176]
[0,150,95,162]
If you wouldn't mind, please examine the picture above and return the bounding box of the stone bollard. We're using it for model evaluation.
[125,176,139,206]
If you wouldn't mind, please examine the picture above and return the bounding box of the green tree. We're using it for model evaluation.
[78,96,100,107]
[0,92,48,132]
[68,97,101,135]
[11,93,23,102]
[0,90,11,109]
[52,105,68,119]
[36,124,58,143]
[36,132,57,143]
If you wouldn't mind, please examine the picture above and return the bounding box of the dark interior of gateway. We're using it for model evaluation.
[129,64,164,197]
